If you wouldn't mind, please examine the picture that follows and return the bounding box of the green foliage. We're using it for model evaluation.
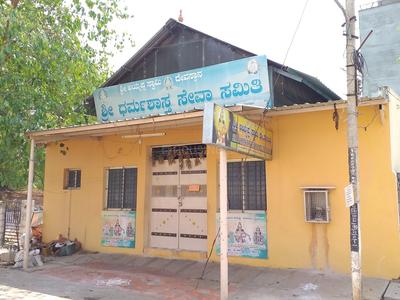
[0,0,133,190]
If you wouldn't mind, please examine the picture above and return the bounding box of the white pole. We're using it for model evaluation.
[333,1,362,298]
[219,148,228,300]
[344,0,362,299]
[23,139,35,270]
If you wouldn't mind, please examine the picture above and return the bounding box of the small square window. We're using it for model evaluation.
[304,190,329,223]
[64,169,81,189]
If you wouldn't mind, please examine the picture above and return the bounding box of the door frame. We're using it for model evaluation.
[146,143,208,252]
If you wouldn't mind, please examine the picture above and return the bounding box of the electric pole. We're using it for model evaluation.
[346,0,362,299]
[335,0,362,298]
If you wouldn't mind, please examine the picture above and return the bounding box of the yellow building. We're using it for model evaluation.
[28,20,400,279]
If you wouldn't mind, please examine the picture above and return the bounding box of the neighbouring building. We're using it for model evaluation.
[0,190,43,248]
[28,19,400,279]
[359,0,400,97]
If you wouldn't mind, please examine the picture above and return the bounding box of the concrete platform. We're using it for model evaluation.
[0,252,390,299]
[384,281,400,300]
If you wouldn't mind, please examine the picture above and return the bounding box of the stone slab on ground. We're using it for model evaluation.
[202,262,220,281]
[0,271,154,300]
[0,284,61,300]
[161,259,198,276]
[384,281,400,300]
[251,268,292,287]
[176,261,206,279]
[364,277,390,300]
[227,266,262,285]
[145,257,175,271]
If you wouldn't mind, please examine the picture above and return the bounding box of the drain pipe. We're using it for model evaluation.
[23,139,35,270]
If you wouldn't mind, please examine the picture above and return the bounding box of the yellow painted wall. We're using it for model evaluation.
[42,104,400,279]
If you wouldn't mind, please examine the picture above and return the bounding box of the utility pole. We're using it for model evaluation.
[346,0,362,299]
[335,0,362,298]
[219,148,228,300]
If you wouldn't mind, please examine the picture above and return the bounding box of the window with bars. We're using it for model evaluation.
[227,160,266,211]
[106,167,137,210]
[64,169,81,189]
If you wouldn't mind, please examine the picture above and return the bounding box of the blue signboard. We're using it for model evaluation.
[94,55,271,123]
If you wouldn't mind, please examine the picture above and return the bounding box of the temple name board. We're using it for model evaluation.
[94,55,270,123]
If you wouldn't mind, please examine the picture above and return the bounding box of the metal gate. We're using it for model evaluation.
[2,201,22,248]
[150,145,208,252]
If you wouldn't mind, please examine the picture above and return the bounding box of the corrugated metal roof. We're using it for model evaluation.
[84,18,340,115]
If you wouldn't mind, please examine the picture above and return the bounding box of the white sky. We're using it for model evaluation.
[111,0,374,99]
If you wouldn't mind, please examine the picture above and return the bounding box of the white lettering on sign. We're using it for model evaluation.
[344,184,355,208]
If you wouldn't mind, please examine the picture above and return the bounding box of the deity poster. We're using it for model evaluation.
[216,212,267,258]
[202,103,272,160]
[101,210,136,248]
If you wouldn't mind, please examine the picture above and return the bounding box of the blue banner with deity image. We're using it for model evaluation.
[216,211,268,259]
[94,55,271,123]
[101,210,135,248]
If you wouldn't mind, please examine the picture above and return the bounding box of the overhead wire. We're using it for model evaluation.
[262,0,310,112]
[241,0,310,162]
[195,0,311,289]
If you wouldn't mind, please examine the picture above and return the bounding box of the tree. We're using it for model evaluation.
[0,0,133,189]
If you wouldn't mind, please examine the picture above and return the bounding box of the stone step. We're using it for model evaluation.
[383,281,400,300]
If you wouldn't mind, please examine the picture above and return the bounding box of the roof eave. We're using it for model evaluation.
[27,97,388,143]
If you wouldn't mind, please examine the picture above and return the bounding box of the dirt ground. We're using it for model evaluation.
[0,252,390,300]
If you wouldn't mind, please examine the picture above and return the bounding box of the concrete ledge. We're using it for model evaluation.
[143,247,207,261]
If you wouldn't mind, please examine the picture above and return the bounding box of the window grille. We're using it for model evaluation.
[106,168,137,210]
[64,169,81,189]
[227,161,266,211]
[304,190,330,223]
[152,144,206,160]
[227,162,243,210]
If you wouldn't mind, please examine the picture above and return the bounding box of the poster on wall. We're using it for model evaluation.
[101,210,136,248]
[202,103,272,160]
[93,55,270,122]
[216,212,268,258]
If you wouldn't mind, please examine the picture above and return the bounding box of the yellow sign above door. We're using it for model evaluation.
[202,103,272,160]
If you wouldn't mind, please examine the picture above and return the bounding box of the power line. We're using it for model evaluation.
[282,0,310,69]
[240,0,311,163]
[205,2,312,287]
[264,0,310,111]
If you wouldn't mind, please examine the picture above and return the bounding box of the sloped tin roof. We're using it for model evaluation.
[85,19,339,115]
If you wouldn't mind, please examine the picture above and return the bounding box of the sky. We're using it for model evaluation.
[111,0,374,99]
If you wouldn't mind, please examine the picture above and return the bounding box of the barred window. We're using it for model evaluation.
[106,168,137,210]
[64,169,81,189]
[227,161,266,211]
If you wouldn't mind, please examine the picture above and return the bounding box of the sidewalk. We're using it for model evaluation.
[0,252,390,299]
